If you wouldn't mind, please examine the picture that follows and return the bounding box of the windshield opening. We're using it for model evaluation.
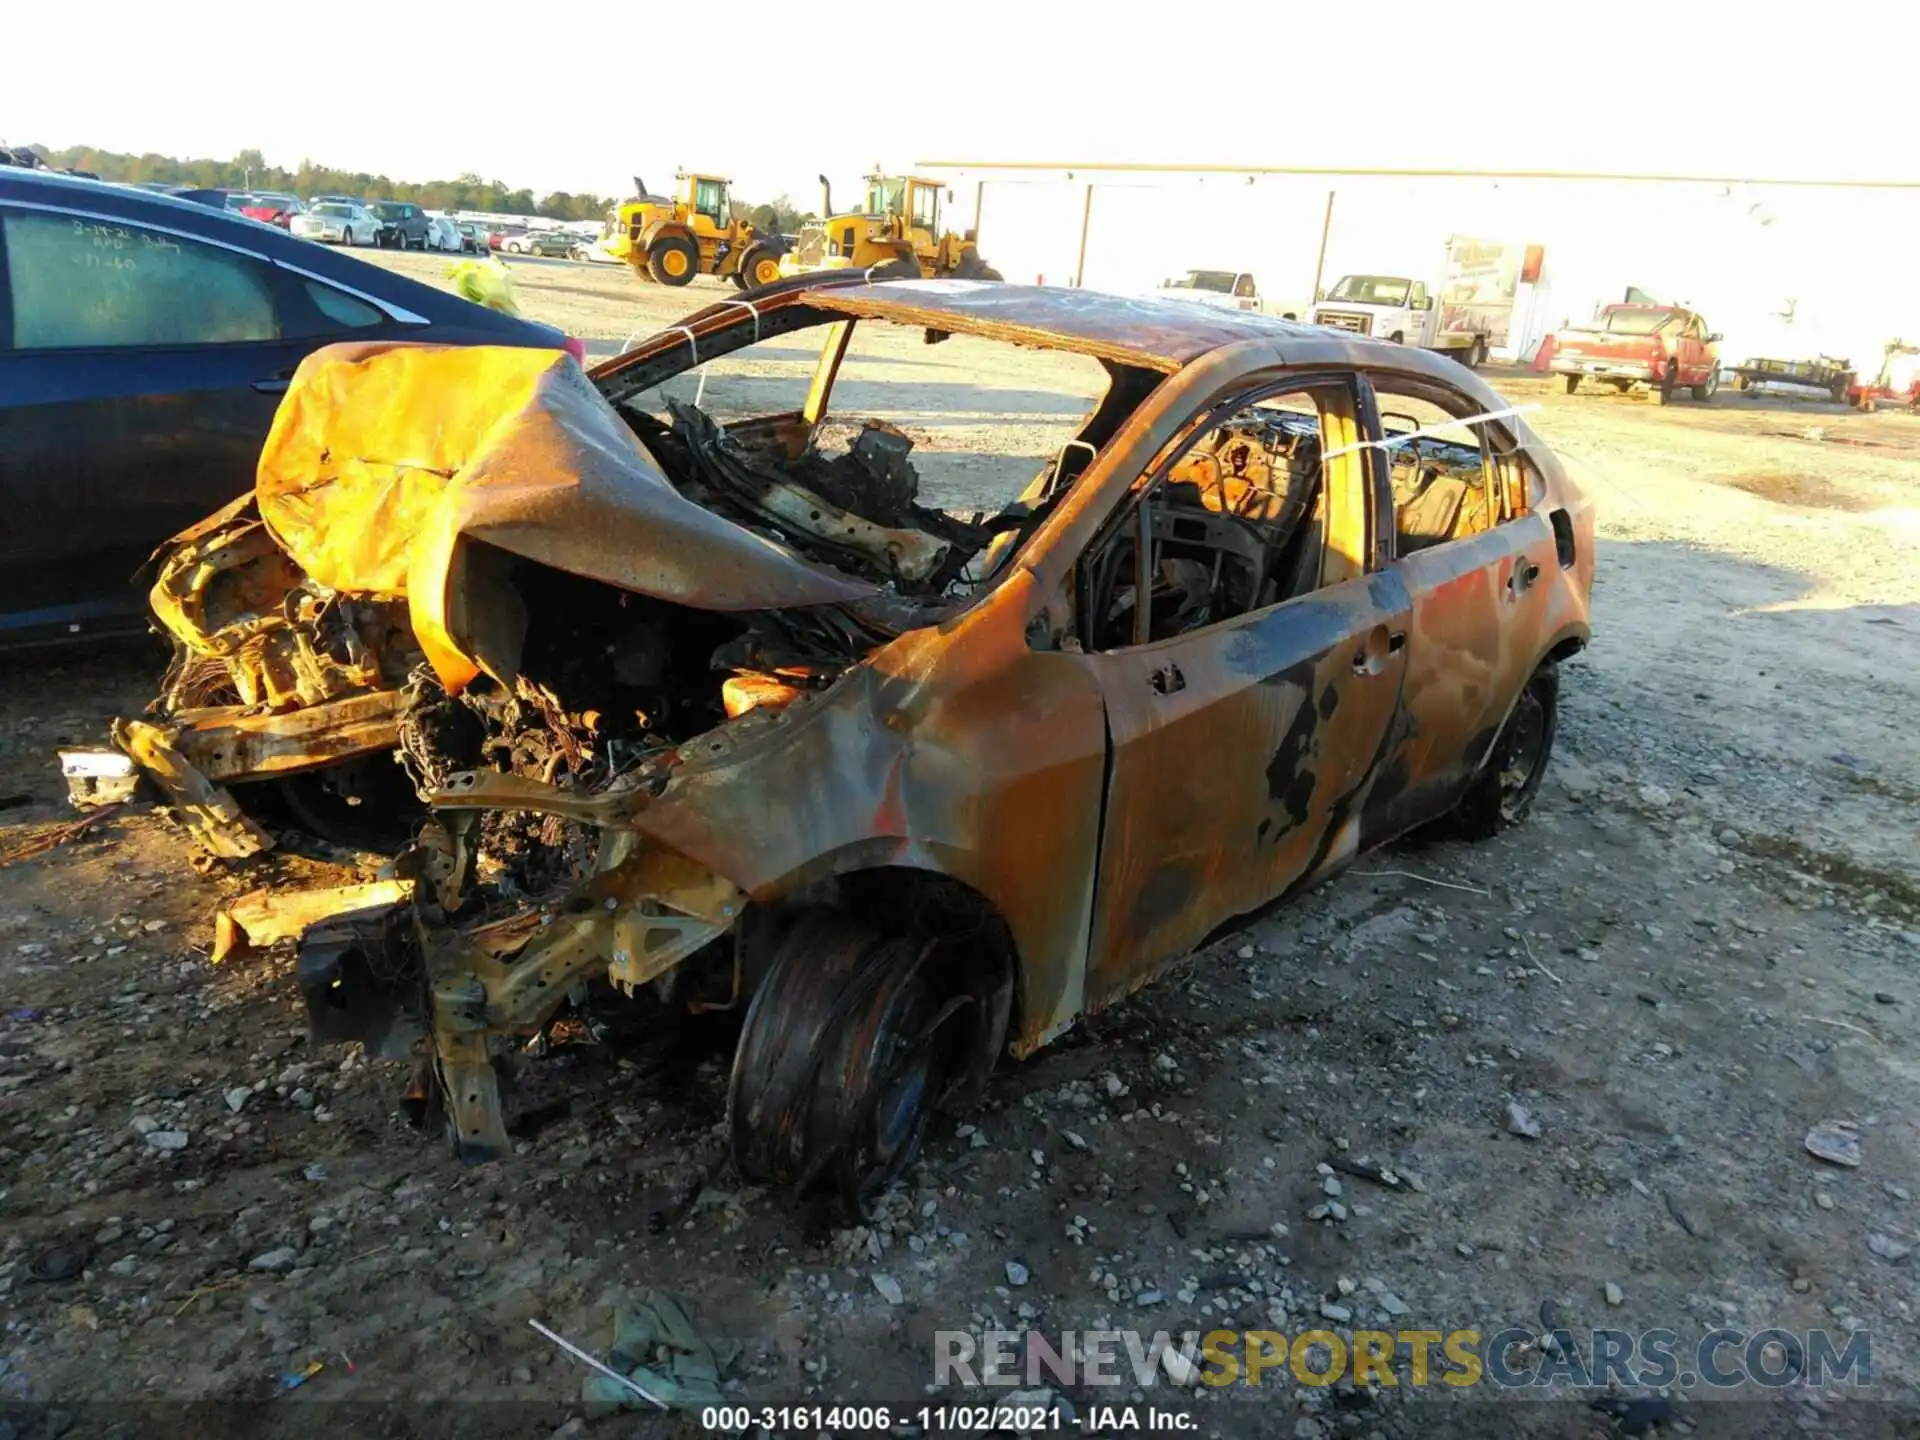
[1327,275,1413,306]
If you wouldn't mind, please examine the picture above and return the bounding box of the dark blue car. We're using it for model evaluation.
[0,169,582,648]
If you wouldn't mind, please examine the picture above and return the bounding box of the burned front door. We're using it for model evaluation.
[1071,379,1410,1013]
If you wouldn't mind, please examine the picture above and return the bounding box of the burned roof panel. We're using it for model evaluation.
[805,280,1324,371]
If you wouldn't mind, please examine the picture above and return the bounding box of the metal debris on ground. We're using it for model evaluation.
[279,1359,324,1391]
[0,803,127,870]
[210,879,415,965]
[58,747,141,808]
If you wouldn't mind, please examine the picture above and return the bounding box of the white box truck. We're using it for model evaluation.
[1308,237,1536,369]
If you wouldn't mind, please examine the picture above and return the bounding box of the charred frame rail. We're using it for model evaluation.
[423,772,747,1158]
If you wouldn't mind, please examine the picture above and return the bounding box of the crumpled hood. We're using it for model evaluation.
[254,341,879,688]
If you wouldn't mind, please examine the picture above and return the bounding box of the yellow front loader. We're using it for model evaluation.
[602,172,788,289]
[781,172,1000,281]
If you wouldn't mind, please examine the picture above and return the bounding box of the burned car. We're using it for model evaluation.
[111,276,1593,1205]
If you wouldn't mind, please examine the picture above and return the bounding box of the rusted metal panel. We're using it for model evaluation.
[112,718,272,859]
[212,880,415,965]
[174,691,406,781]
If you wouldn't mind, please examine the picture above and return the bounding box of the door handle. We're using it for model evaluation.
[1352,624,1404,676]
[251,377,290,395]
[1508,558,1540,596]
[1149,661,1185,695]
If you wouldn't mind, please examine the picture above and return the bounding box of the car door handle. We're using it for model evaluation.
[1351,626,1404,675]
[1149,661,1185,695]
[251,377,291,395]
[1508,559,1540,595]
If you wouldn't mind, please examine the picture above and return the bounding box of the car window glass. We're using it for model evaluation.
[302,280,383,329]
[5,212,279,349]
[1076,386,1337,651]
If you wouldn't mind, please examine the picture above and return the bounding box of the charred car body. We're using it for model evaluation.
[112,276,1594,1206]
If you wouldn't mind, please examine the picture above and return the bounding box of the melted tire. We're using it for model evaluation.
[1446,661,1560,841]
[728,912,954,1214]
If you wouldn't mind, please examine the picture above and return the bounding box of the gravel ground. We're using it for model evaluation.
[1,253,1916,1440]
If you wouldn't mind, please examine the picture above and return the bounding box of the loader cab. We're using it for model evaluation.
[865,174,943,234]
[680,172,733,232]
[865,174,907,219]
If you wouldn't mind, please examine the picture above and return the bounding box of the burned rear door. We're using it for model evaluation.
[1358,374,1564,840]
[1071,377,1410,1013]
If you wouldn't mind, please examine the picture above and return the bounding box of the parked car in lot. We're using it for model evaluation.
[514,229,578,258]
[488,224,527,252]
[0,169,585,648]
[454,222,490,253]
[425,216,463,252]
[238,193,304,229]
[104,275,1593,1189]
[1551,303,1721,402]
[369,201,430,250]
[572,236,622,264]
[291,201,379,247]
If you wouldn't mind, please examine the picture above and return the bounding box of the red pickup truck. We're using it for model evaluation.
[1551,304,1721,403]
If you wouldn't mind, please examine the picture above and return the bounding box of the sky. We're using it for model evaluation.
[12,0,1919,204]
[15,0,1917,364]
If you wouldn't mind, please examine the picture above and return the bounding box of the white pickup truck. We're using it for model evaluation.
[1155,269,1305,320]
[1309,274,1488,368]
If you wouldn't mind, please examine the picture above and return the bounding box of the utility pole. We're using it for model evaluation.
[1074,182,1094,287]
[1310,190,1335,302]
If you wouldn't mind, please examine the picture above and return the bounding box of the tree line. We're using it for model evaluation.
[29,145,816,230]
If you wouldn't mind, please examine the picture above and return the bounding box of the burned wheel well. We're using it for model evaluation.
[1546,634,1587,664]
[829,867,1020,1107]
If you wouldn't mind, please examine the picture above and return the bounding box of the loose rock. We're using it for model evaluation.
[1805,1122,1863,1168]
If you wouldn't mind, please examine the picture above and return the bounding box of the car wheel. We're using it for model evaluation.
[729,911,961,1216]
[647,234,700,286]
[869,256,920,281]
[1691,368,1719,403]
[1655,364,1677,405]
[1562,374,1580,394]
[1388,331,1405,344]
[1446,661,1560,840]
